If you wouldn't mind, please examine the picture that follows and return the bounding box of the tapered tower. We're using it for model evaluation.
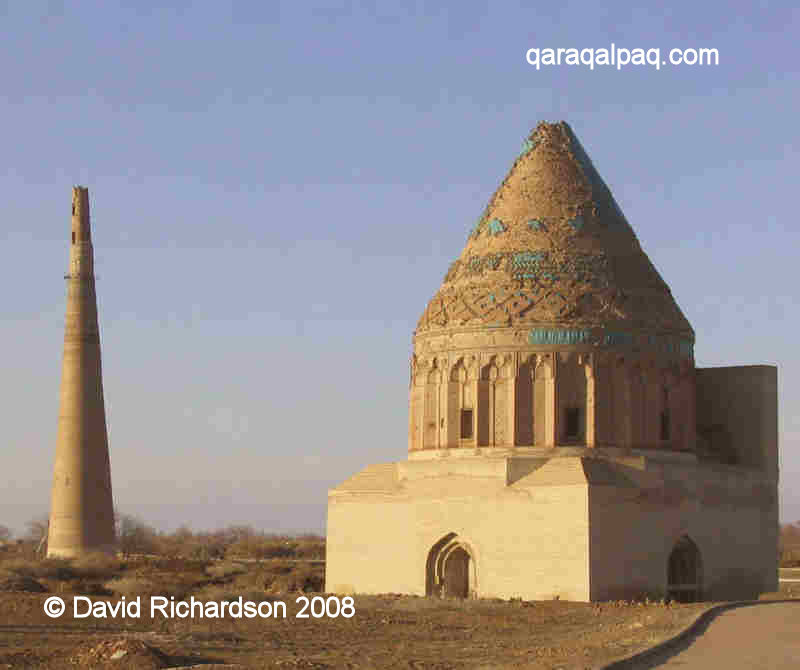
[47,187,116,557]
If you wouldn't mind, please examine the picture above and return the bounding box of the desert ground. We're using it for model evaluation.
[0,542,798,670]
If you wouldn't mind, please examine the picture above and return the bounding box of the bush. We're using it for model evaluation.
[2,557,76,580]
[104,576,156,599]
[104,576,190,601]
[205,561,247,580]
[0,575,47,593]
[264,564,324,594]
[225,534,325,560]
[71,553,125,580]
[780,522,800,567]
[117,514,159,557]
[0,553,123,583]
[782,549,800,568]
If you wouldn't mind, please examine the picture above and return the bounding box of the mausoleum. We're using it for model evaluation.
[326,122,778,602]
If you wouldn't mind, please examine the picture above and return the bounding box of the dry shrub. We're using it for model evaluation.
[117,514,160,557]
[71,553,125,580]
[780,522,800,567]
[293,535,326,560]
[0,575,47,593]
[205,561,247,580]
[0,553,123,586]
[236,561,298,593]
[192,584,239,602]
[134,556,209,574]
[782,549,800,568]
[153,526,227,560]
[226,537,292,559]
[264,564,324,594]
[104,576,189,601]
[63,580,114,596]
[104,577,156,599]
[1,557,75,580]
[213,563,277,594]
[70,637,168,669]
[193,584,276,604]
[225,534,325,560]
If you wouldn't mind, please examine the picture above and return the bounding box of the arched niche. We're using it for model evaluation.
[408,356,424,451]
[425,533,477,598]
[641,360,661,446]
[629,362,645,447]
[672,363,696,452]
[447,358,474,446]
[477,356,500,446]
[660,367,676,445]
[493,356,513,446]
[533,355,554,446]
[423,360,442,449]
[515,355,535,446]
[557,353,587,444]
[592,354,613,446]
[610,357,630,447]
[667,535,703,602]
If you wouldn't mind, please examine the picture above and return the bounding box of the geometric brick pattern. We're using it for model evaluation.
[416,122,694,344]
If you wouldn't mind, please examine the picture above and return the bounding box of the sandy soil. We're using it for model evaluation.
[0,564,795,669]
[0,591,714,669]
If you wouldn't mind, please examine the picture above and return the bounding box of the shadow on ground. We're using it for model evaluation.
[603,600,800,669]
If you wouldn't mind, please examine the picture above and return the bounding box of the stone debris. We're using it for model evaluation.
[69,637,168,669]
[0,576,47,593]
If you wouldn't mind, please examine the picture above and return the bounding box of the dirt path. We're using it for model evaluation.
[631,601,800,669]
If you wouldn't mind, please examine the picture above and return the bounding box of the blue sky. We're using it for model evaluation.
[1,0,798,535]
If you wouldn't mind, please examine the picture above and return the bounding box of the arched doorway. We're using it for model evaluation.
[443,547,470,598]
[667,535,703,602]
[425,533,475,598]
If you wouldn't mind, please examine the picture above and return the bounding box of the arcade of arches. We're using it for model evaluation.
[409,351,695,452]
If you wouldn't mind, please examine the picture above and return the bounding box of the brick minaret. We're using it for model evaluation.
[47,187,116,557]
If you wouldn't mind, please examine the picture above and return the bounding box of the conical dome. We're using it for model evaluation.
[416,121,693,355]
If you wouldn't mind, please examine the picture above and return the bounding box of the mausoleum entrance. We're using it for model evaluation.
[426,533,475,598]
[667,535,703,602]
